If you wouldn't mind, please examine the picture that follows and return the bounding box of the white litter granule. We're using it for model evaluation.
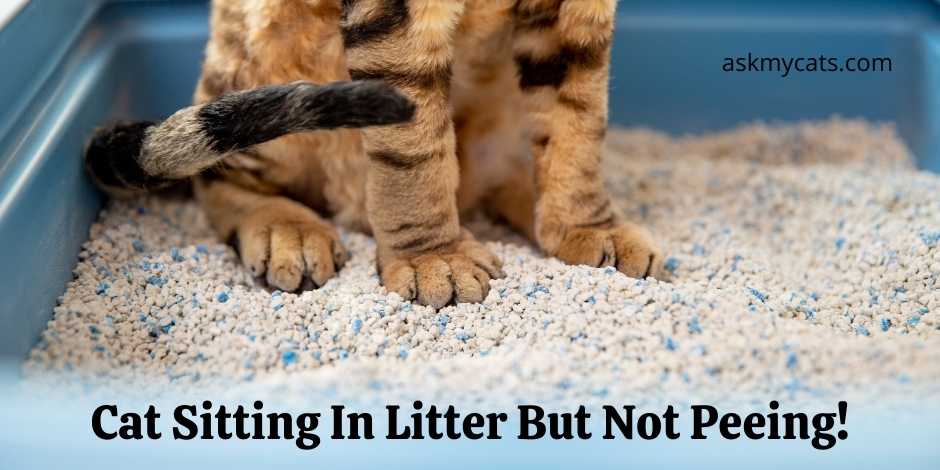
[22,118,940,408]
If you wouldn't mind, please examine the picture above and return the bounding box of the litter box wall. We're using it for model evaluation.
[0,0,938,363]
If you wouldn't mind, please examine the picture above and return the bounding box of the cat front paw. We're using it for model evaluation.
[235,201,348,291]
[548,222,663,279]
[378,229,504,309]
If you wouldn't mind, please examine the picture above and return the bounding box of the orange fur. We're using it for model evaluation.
[188,0,661,307]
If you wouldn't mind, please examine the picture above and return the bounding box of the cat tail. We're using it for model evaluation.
[84,80,415,197]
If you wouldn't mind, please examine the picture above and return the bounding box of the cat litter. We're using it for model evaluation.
[21,118,940,408]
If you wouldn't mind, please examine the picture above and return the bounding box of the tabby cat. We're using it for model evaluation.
[85,0,662,309]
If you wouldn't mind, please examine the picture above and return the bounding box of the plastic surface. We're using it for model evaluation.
[0,0,938,364]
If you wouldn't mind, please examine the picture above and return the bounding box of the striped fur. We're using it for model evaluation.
[83,0,662,307]
[85,80,414,197]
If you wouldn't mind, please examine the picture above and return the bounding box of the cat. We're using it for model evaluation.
[85,0,662,309]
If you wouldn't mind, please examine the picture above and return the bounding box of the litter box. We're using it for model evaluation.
[1,0,939,365]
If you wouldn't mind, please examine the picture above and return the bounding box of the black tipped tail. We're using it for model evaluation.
[197,80,416,153]
[84,121,176,198]
[84,79,416,198]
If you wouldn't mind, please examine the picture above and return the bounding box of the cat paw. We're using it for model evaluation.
[379,230,504,309]
[235,201,348,291]
[552,222,662,279]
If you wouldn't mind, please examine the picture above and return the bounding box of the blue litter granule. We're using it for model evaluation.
[136,207,147,215]
[138,313,147,322]
[161,320,176,334]
[94,345,106,353]
[730,254,743,272]
[436,314,450,334]
[313,351,322,361]
[786,352,798,369]
[95,282,109,296]
[456,330,471,342]
[216,292,229,303]
[352,319,363,334]
[146,275,167,287]
[273,304,283,311]
[881,318,892,332]
[522,281,537,296]
[809,292,820,301]
[170,247,185,262]
[692,244,706,256]
[398,347,409,359]
[140,260,152,271]
[687,316,702,334]
[271,290,283,297]
[664,336,678,351]
[803,307,817,320]
[584,295,596,305]
[603,266,616,275]
[855,325,871,337]
[95,264,113,278]
[834,237,846,250]
[919,307,930,314]
[747,287,768,303]
[692,345,707,356]
[337,349,349,360]
[919,231,940,247]
[281,351,297,366]
[907,315,921,327]
[663,257,680,273]
[196,244,209,255]
[88,325,100,335]
[131,239,146,253]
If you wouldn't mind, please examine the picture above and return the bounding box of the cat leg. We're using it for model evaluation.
[512,0,662,278]
[194,176,349,291]
[341,0,504,308]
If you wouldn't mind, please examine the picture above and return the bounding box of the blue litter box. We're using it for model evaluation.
[1,0,939,362]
